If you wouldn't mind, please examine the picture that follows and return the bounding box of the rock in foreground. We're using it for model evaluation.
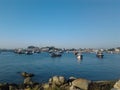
[21,72,34,77]
[0,74,117,90]
[111,80,120,90]
[70,78,91,90]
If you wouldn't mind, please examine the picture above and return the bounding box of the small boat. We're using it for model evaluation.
[25,51,33,55]
[50,52,62,57]
[96,52,104,58]
[14,49,25,54]
[76,53,83,60]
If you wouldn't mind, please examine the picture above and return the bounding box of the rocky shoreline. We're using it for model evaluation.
[0,72,119,90]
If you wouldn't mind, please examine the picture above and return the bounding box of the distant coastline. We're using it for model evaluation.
[0,46,120,54]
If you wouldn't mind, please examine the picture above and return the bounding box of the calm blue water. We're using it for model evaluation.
[0,52,120,83]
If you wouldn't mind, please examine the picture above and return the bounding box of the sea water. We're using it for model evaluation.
[0,52,120,83]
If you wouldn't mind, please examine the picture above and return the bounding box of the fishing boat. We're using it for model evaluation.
[50,52,62,57]
[96,52,104,58]
[76,53,83,60]
[25,51,33,55]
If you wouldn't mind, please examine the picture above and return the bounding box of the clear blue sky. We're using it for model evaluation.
[0,0,120,49]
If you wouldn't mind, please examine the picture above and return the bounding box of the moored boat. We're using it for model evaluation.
[76,53,83,60]
[96,52,104,58]
[50,52,62,57]
[25,51,33,55]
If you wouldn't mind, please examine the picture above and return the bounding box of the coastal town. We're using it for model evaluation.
[1,46,120,54]
[0,46,120,60]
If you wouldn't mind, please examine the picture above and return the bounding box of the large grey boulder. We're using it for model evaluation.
[70,78,91,90]
[24,77,33,85]
[59,76,65,84]
[42,83,50,90]
[114,80,120,89]
[21,72,34,77]
[52,76,59,84]
[111,80,120,90]
[49,76,65,86]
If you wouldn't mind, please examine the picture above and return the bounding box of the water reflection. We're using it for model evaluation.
[77,58,83,63]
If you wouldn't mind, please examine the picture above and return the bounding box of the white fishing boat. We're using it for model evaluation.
[76,53,83,59]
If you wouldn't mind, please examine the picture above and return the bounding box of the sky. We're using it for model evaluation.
[0,0,120,49]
